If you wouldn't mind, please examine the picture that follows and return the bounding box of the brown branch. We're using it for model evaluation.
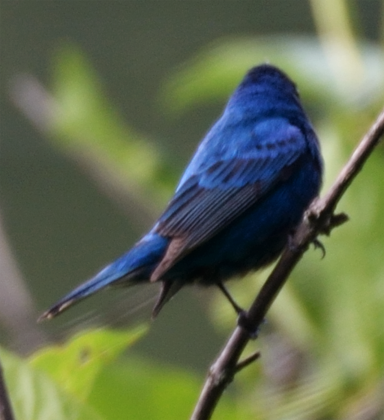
[191,107,384,420]
[0,359,15,420]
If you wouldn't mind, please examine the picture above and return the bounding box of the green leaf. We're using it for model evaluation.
[0,347,102,420]
[88,356,251,420]
[30,326,147,400]
[24,326,249,419]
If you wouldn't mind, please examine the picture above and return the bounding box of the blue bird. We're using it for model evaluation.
[40,64,323,323]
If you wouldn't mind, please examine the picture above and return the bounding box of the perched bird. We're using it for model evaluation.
[39,64,323,324]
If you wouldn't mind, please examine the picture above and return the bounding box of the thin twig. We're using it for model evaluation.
[191,107,384,420]
[0,359,15,420]
[235,351,260,373]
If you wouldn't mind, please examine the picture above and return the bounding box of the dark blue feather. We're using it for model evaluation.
[40,64,323,321]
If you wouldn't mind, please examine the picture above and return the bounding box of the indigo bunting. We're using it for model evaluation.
[40,64,323,323]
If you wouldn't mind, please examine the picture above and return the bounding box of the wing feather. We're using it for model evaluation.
[151,124,306,281]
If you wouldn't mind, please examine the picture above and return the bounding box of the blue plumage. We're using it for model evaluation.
[40,64,322,321]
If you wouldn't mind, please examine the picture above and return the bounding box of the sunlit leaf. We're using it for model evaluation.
[0,347,102,420]
[30,326,147,400]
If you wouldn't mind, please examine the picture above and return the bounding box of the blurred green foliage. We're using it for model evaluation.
[2,1,384,419]
[1,329,249,420]
[49,45,177,218]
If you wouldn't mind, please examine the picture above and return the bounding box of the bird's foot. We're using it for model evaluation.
[237,311,259,339]
[312,238,326,258]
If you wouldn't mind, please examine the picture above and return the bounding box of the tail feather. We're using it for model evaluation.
[38,262,142,321]
[39,233,168,321]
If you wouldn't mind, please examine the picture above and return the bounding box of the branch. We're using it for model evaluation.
[0,210,47,354]
[0,358,15,420]
[191,107,384,420]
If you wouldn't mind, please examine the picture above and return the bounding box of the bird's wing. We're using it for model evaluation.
[151,124,307,281]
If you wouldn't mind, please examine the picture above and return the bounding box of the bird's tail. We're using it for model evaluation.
[38,233,168,321]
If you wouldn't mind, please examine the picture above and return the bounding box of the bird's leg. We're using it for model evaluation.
[217,282,244,315]
[217,282,258,338]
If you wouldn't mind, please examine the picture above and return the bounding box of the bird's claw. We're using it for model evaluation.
[237,311,259,339]
[312,238,326,258]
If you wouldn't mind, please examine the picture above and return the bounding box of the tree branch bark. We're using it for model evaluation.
[191,107,384,420]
